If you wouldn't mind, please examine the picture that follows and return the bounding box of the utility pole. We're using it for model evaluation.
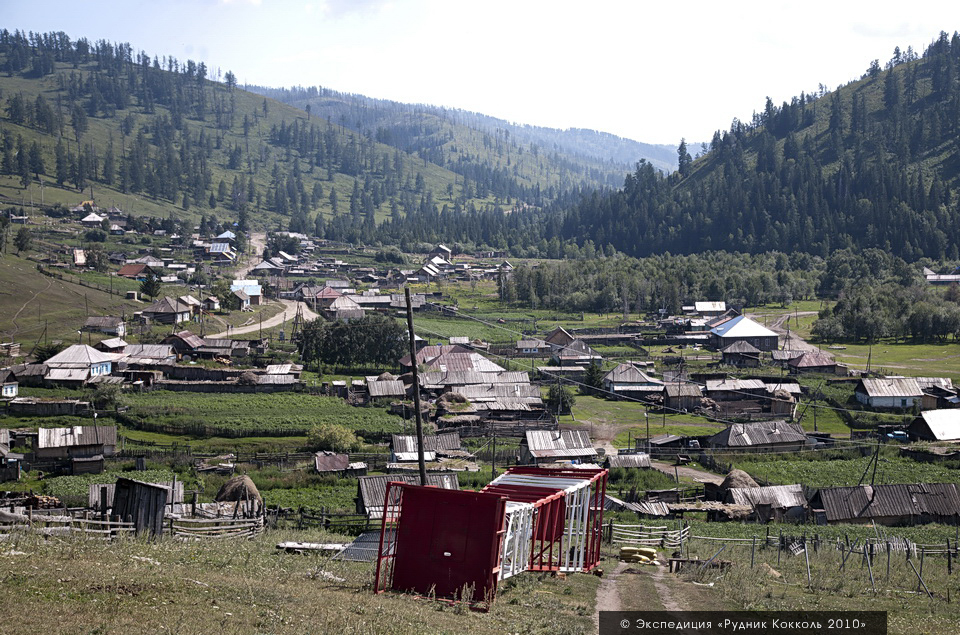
[405,287,427,486]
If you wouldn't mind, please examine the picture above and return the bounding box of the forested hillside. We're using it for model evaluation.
[0,28,603,242]
[250,85,676,182]
[559,32,960,261]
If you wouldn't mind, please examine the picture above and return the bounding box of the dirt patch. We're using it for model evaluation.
[649,564,684,611]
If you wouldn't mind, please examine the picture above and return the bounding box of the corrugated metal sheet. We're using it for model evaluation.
[727,484,806,509]
[524,429,595,458]
[45,368,90,382]
[38,425,117,449]
[314,452,350,472]
[606,453,652,468]
[706,378,766,392]
[603,363,662,385]
[392,433,462,455]
[711,421,806,447]
[368,380,406,398]
[818,483,960,522]
[451,384,542,401]
[788,352,836,368]
[357,473,459,517]
[858,377,924,399]
[45,345,117,367]
[421,370,529,387]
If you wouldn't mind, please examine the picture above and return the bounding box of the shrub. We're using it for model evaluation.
[307,422,360,452]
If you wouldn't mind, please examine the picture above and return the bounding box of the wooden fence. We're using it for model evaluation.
[169,516,264,540]
[608,522,689,548]
[0,512,135,540]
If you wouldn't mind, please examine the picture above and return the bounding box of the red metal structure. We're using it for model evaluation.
[373,467,607,607]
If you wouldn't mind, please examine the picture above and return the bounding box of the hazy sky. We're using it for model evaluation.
[3,1,957,145]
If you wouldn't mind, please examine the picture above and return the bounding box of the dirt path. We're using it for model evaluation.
[593,561,628,631]
[649,564,684,611]
[750,311,820,353]
[8,275,52,337]
[234,231,266,279]
[650,459,723,485]
[206,299,319,338]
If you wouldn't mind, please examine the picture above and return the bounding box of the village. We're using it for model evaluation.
[2,201,960,633]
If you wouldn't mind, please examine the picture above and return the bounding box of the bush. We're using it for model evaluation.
[306,422,360,452]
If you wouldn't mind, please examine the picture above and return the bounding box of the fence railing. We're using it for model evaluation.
[0,512,135,539]
[169,516,264,540]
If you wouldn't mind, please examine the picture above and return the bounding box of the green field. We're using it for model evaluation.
[733,451,960,488]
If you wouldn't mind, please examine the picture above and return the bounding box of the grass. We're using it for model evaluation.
[122,391,405,440]
[732,450,960,488]
[0,530,599,635]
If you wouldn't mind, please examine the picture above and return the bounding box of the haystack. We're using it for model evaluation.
[377,371,397,381]
[438,392,469,406]
[720,469,759,490]
[215,475,262,504]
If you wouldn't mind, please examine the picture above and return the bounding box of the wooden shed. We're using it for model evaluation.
[111,477,169,536]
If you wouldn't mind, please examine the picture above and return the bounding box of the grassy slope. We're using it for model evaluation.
[0,531,599,635]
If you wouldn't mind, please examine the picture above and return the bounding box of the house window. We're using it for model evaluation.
[901,399,907,407]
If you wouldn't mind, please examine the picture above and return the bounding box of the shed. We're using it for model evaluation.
[35,425,117,460]
[788,351,837,374]
[725,484,807,522]
[664,383,702,411]
[810,483,960,525]
[908,410,960,442]
[314,451,367,475]
[719,341,761,367]
[356,473,460,518]
[111,478,169,536]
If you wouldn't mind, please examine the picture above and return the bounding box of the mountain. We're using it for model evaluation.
[250,85,678,175]
[0,28,621,245]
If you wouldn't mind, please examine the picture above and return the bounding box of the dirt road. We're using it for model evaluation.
[206,299,318,338]
[650,458,724,485]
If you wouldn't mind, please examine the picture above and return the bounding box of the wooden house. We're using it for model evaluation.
[0,369,18,398]
[724,484,807,523]
[141,297,192,324]
[162,330,206,356]
[544,326,576,350]
[314,451,367,476]
[43,345,116,385]
[719,341,761,367]
[602,363,664,399]
[707,421,807,452]
[116,263,155,280]
[710,315,779,352]
[82,316,126,337]
[787,351,838,374]
[516,339,548,355]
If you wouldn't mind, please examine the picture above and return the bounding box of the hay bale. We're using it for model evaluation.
[773,389,794,402]
[720,469,759,490]
[237,371,258,386]
[438,392,469,405]
[215,475,262,504]
[377,372,397,381]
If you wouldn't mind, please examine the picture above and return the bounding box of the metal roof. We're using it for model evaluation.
[606,453,652,468]
[38,425,117,449]
[788,352,836,368]
[45,368,91,381]
[420,370,529,388]
[817,483,960,522]
[524,429,596,458]
[357,473,459,517]
[727,484,806,509]
[695,301,726,313]
[603,363,663,386]
[719,340,761,354]
[368,380,407,398]
[392,432,462,455]
[45,345,117,367]
[764,382,802,395]
[709,421,807,447]
[706,378,766,392]
[912,410,960,441]
[711,315,778,339]
[857,377,924,399]
[451,383,542,402]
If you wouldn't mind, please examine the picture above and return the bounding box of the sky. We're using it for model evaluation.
[3,1,958,145]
